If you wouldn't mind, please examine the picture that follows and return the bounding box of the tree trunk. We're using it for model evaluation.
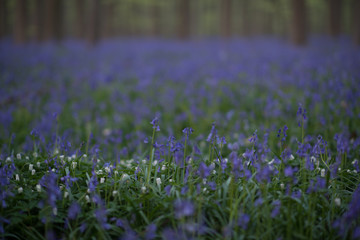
[240,0,251,36]
[34,0,45,42]
[0,0,8,39]
[291,0,307,46]
[178,0,190,39]
[328,0,342,37]
[44,0,63,41]
[151,3,161,37]
[75,0,86,40]
[89,0,101,45]
[14,0,27,44]
[220,0,232,38]
[352,0,360,45]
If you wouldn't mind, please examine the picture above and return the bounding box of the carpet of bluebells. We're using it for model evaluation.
[1,37,360,239]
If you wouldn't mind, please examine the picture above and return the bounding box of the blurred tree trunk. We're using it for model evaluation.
[44,0,63,41]
[240,0,251,36]
[0,0,8,39]
[328,0,342,37]
[89,0,101,45]
[75,0,86,40]
[14,0,27,44]
[352,0,360,45]
[103,1,115,39]
[35,0,45,42]
[151,3,161,36]
[220,0,232,38]
[178,0,190,39]
[291,0,307,46]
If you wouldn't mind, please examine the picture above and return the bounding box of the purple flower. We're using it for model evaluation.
[182,127,194,138]
[68,202,81,220]
[39,173,61,210]
[198,162,213,179]
[145,223,157,240]
[174,199,195,219]
[237,213,250,230]
[271,200,281,218]
[206,123,217,143]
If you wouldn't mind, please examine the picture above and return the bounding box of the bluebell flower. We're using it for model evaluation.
[68,202,81,220]
[174,199,194,219]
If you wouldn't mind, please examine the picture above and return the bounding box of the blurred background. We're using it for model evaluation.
[0,0,359,46]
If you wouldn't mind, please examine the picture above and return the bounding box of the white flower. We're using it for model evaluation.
[289,154,295,160]
[210,163,215,169]
[87,188,90,193]
[31,169,36,175]
[347,169,351,173]
[53,207,57,216]
[15,174,20,181]
[67,157,71,162]
[268,159,275,165]
[18,187,23,193]
[280,183,285,190]
[353,170,358,174]
[33,152,38,158]
[82,154,87,158]
[60,185,64,190]
[169,179,173,183]
[17,153,21,160]
[105,167,111,173]
[71,154,76,160]
[59,155,65,161]
[121,174,129,181]
[29,164,33,171]
[141,186,147,193]
[142,159,147,164]
[100,177,105,183]
[334,198,341,206]
[310,156,316,162]
[72,161,77,169]
[85,195,90,203]
[212,170,217,174]
[321,169,326,177]
[54,149,59,154]
[188,158,193,164]
[224,158,228,163]
[203,188,208,193]
[52,168,56,172]
[25,156,29,160]
[64,191,69,198]
[352,159,358,165]
[6,157,11,163]
[37,162,40,168]
[161,165,166,171]
[338,168,341,171]
[156,178,162,186]
[36,184,41,192]
[114,170,119,176]
[112,190,118,197]
[202,179,207,185]
[97,159,101,163]
[153,160,158,166]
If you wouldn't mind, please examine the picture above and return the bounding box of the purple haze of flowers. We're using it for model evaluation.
[174,199,195,219]
[39,172,61,209]
[68,202,81,220]
[284,166,296,177]
[95,207,111,230]
[237,213,250,230]
[271,200,281,218]
[145,223,157,240]
[198,162,213,179]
